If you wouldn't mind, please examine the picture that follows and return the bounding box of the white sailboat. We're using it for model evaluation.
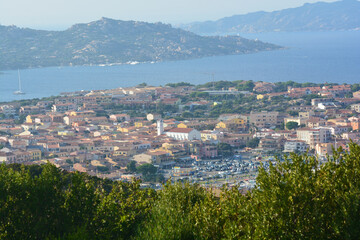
[13,69,25,95]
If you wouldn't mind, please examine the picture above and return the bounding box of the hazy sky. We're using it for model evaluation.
[0,0,337,30]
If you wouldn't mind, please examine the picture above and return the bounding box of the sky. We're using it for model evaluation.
[0,0,337,30]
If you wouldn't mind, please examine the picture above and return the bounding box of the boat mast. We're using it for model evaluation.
[18,69,22,92]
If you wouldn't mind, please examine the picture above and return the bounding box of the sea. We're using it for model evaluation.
[0,31,359,103]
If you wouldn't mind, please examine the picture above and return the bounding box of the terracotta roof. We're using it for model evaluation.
[166,128,194,133]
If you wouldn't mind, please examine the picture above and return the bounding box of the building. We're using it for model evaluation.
[296,128,331,149]
[284,140,308,153]
[250,111,281,129]
[157,119,164,136]
[350,104,360,113]
[0,105,16,116]
[315,143,335,157]
[165,128,201,141]
[201,144,218,158]
[52,103,77,113]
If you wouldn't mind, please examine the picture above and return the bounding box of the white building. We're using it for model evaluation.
[157,119,164,136]
[0,105,16,116]
[350,103,360,113]
[165,128,201,141]
[296,128,331,149]
[284,140,308,153]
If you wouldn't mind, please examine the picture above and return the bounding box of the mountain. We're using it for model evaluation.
[180,0,360,35]
[0,18,280,70]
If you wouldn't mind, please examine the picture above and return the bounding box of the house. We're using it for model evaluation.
[201,144,218,159]
[353,91,360,99]
[350,104,360,113]
[52,103,77,113]
[315,143,335,157]
[137,151,172,168]
[284,140,308,153]
[109,114,131,122]
[201,130,223,141]
[0,152,16,163]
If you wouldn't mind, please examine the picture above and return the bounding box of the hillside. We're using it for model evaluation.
[180,0,360,35]
[0,18,280,70]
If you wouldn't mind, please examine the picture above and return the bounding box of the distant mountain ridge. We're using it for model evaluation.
[180,0,360,35]
[0,18,280,70]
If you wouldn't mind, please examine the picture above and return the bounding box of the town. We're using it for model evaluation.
[1,80,360,189]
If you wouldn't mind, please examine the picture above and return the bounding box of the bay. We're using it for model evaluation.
[0,31,359,103]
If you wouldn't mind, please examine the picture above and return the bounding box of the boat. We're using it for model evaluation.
[13,69,25,95]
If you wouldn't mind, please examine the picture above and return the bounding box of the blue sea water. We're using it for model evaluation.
[0,31,359,102]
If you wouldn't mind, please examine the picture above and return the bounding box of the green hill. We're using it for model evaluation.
[0,18,280,70]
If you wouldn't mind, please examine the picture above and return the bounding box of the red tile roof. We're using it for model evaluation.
[167,128,194,133]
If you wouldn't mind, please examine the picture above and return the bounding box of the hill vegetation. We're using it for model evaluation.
[1,142,360,239]
[180,0,360,35]
[0,18,280,70]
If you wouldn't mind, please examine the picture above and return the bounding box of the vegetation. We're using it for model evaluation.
[286,121,299,130]
[0,19,279,70]
[2,143,360,239]
[217,142,233,157]
[126,161,164,183]
[196,80,254,92]
[166,82,194,88]
[246,137,260,148]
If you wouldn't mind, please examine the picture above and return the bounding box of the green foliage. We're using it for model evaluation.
[126,160,137,173]
[137,82,147,87]
[189,91,210,99]
[0,163,155,240]
[14,114,26,124]
[2,143,360,239]
[351,84,360,92]
[0,21,278,70]
[135,182,209,240]
[96,166,109,172]
[246,137,260,148]
[274,81,329,92]
[236,80,255,92]
[287,110,299,117]
[286,121,299,130]
[246,143,360,239]
[136,163,164,182]
[182,111,194,118]
[92,180,155,240]
[166,82,194,88]
[217,142,233,157]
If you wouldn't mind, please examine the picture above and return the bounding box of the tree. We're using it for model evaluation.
[92,180,155,239]
[287,110,299,117]
[246,137,260,148]
[136,182,209,240]
[244,143,360,239]
[137,164,157,176]
[286,121,299,130]
[217,142,233,157]
[136,163,160,182]
[126,160,137,173]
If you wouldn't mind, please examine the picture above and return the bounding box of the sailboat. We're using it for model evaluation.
[13,69,25,95]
